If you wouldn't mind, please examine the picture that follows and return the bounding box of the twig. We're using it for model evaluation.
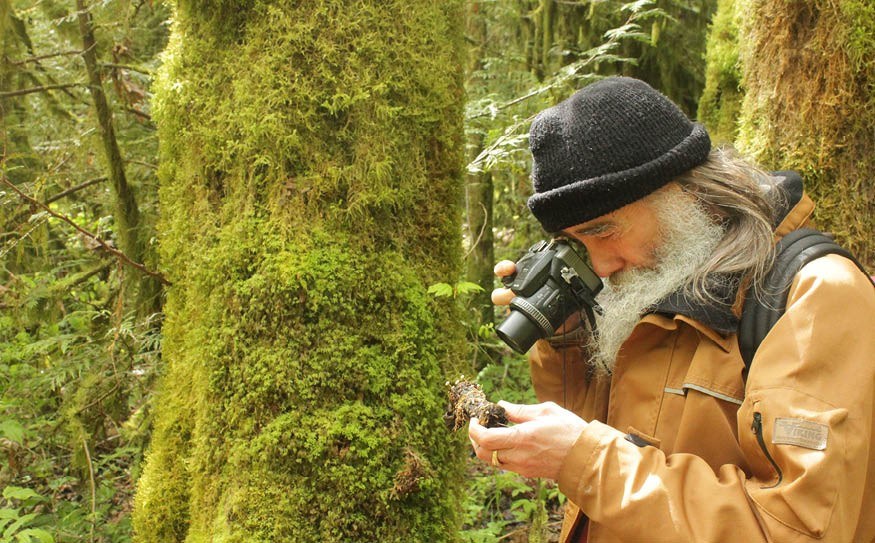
[99,62,154,77]
[6,176,105,226]
[45,176,107,205]
[1,176,171,285]
[7,49,85,65]
[127,159,157,170]
[0,83,86,99]
[464,201,490,260]
[123,107,152,121]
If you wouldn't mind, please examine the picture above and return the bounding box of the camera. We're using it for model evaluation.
[495,239,603,354]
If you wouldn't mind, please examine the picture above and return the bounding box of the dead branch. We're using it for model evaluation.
[99,62,154,77]
[45,176,107,205]
[7,49,85,65]
[1,175,170,286]
[0,83,86,99]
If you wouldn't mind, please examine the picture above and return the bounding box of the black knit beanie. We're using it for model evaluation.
[527,77,711,233]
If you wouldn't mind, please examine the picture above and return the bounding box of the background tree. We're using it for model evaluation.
[131,1,468,541]
[700,0,874,267]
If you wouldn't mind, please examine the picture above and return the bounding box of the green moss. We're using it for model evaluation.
[734,0,875,267]
[133,1,467,540]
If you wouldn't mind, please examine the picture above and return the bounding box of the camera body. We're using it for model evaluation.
[495,239,603,354]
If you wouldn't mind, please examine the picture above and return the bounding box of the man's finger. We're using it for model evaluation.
[494,260,516,278]
[498,400,560,423]
[491,287,515,306]
[469,418,520,451]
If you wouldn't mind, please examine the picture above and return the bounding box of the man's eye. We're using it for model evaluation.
[594,228,617,239]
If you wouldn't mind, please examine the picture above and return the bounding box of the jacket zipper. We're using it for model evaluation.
[752,412,783,488]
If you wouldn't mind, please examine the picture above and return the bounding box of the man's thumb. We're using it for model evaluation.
[497,401,546,423]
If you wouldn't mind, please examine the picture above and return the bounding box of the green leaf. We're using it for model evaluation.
[16,528,55,543]
[427,283,454,298]
[455,281,485,295]
[2,487,45,503]
[4,512,37,539]
[0,509,18,520]
[0,420,25,445]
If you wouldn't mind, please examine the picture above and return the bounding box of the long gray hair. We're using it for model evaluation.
[672,146,785,303]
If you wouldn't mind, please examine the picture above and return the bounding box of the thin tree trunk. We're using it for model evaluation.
[76,0,140,262]
[76,0,161,312]
[465,132,495,330]
[464,3,496,365]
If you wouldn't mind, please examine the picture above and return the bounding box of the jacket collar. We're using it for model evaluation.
[649,171,814,336]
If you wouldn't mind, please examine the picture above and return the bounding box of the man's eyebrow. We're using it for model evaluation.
[570,222,617,236]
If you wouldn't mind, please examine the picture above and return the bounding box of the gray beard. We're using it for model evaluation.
[587,193,725,374]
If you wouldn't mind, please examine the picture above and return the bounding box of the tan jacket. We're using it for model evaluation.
[530,194,875,542]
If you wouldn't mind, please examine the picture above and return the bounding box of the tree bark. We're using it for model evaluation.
[76,0,141,264]
[464,3,496,362]
[465,134,495,327]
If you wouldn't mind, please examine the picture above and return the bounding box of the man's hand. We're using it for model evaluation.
[491,260,517,306]
[469,401,587,480]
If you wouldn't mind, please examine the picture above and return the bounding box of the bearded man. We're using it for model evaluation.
[468,77,875,542]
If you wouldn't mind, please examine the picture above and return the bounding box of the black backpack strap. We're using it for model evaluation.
[738,228,870,372]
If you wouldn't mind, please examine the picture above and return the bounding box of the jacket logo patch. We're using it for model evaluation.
[772,418,828,450]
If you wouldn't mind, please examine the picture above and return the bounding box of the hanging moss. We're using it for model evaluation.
[698,0,743,144]
[133,1,467,541]
[735,0,875,267]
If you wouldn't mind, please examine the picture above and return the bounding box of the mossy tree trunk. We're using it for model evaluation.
[133,2,467,541]
[463,4,496,368]
[702,0,874,266]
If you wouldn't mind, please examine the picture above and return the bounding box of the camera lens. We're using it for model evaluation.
[495,307,548,354]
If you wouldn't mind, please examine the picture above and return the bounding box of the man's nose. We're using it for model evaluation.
[588,251,625,278]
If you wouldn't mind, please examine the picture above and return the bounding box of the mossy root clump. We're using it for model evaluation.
[445,378,509,431]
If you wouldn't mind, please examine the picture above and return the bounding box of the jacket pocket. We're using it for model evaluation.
[624,426,662,449]
[739,389,848,538]
[750,411,782,488]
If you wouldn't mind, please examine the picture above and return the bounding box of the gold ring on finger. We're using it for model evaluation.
[491,450,502,467]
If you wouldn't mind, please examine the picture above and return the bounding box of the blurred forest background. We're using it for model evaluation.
[1,0,872,542]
